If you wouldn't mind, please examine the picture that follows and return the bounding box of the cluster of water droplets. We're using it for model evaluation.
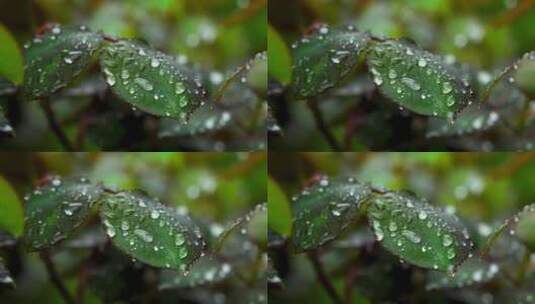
[291,176,372,250]
[368,191,473,272]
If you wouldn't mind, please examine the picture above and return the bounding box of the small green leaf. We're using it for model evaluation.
[0,257,15,288]
[0,24,24,85]
[0,107,14,137]
[268,25,292,85]
[292,25,370,98]
[267,177,291,237]
[367,191,472,272]
[214,203,267,252]
[0,176,24,237]
[291,176,372,252]
[513,51,535,98]
[99,191,206,271]
[158,104,233,137]
[159,256,232,289]
[24,176,103,251]
[426,257,499,290]
[215,52,267,101]
[426,105,500,138]
[100,40,207,121]
[484,204,535,252]
[23,25,103,100]
[367,39,474,118]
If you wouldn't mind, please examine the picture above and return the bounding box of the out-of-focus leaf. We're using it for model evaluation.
[100,40,207,121]
[367,39,474,118]
[23,25,103,99]
[268,25,292,84]
[367,191,473,272]
[0,257,15,288]
[214,203,267,251]
[426,105,500,138]
[291,176,372,252]
[99,191,206,271]
[514,51,535,98]
[426,257,499,290]
[267,177,291,237]
[215,52,267,101]
[159,255,232,289]
[292,25,370,99]
[0,24,24,85]
[484,204,535,252]
[0,176,23,237]
[24,176,103,250]
[158,104,233,137]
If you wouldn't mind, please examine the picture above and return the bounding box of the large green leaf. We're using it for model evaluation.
[367,191,473,272]
[426,105,500,138]
[291,25,370,98]
[24,176,103,250]
[291,176,372,252]
[367,39,474,119]
[0,24,24,85]
[268,25,292,85]
[426,257,499,290]
[0,257,14,288]
[0,176,24,237]
[267,177,291,237]
[159,255,232,289]
[99,191,206,271]
[100,40,207,121]
[23,25,103,100]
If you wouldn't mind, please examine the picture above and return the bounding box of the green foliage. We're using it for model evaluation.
[291,176,372,252]
[99,190,205,271]
[100,40,206,120]
[426,104,500,138]
[0,24,23,85]
[267,25,291,85]
[291,25,370,98]
[0,176,24,237]
[267,177,291,237]
[159,255,232,289]
[23,176,103,250]
[23,25,103,100]
[426,257,499,290]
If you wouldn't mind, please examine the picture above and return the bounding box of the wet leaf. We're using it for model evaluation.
[291,176,372,252]
[23,25,103,100]
[426,105,500,138]
[426,257,499,290]
[0,257,15,288]
[268,25,292,85]
[367,39,474,118]
[0,24,24,85]
[100,40,207,121]
[0,176,24,237]
[367,191,473,272]
[24,176,103,251]
[159,255,232,289]
[484,204,535,252]
[292,25,370,98]
[214,203,267,252]
[99,191,206,271]
[158,104,233,137]
[513,51,535,98]
[267,177,291,237]
[0,107,14,137]
[215,52,267,101]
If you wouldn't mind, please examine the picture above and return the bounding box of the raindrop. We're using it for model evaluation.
[443,234,453,247]
[402,230,421,244]
[151,210,160,219]
[175,82,186,95]
[442,82,453,94]
[388,69,397,79]
[175,233,185,246]
[401,77,421,91]
[134,78,154,91]
[418,210,428,220]
[151,58,160,68]
[134,229,153,243]
[418,58,427,67]
[178,247,188,259]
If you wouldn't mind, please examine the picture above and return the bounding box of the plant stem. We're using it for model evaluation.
[40,99,74,151]
[307,99,342,151]
[39,251,76,304]
[307,251,343,304]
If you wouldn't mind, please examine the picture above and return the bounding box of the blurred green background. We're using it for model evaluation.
[0,152,266,303]
[268,0,535,151]
[268,152,535,303]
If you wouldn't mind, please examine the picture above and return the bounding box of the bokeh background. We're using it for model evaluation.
[0,152,266,303]
[269,152,535,303]
[268,0,535,151]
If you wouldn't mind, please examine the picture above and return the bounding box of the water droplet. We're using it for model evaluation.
[418,210,428,220]
[134,78,153,91]
[388,69,397,79]
[442,82,453,94]
[175,82,186,95]
[447,248,456,259]
[151,210,160,219]
[52,27,61,34]
[443,234,453,247]
[418,58,427,67]
[151,58,160,68]
[401,77,421,91]
[373,76,383,86]
[121,69,130,80]
[178,247,188,259]
[388,221,398,232]
[134,229,153,243]
[175,233,185,246]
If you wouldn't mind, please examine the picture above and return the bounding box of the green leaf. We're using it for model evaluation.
[426,105,500,138]
[0,176,23,237]
[100,40,207,121]
[214,52,267,101]
[99,191,206,271]
[268,25,292,84]
[367,191,473,272]
[291,176,372,252]
[24,176,103,250]
[484,204,535,252]
[292,25,370,98]
[0,257,15,288]
[214,203,267,252]
[0,107,14,137]
[513,51,535,98]
[23,25,103,100]
[426,257,499,290]
[158,104,233,137]
[0,24,24,85]
[159,255,232,289]
[267,177,291,237]
[367,39,474,118]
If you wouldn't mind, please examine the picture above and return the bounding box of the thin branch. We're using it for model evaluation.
[307,98,342,151]
[307,251,343,304]
[39,99,74,151]
[39,251,76,304]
